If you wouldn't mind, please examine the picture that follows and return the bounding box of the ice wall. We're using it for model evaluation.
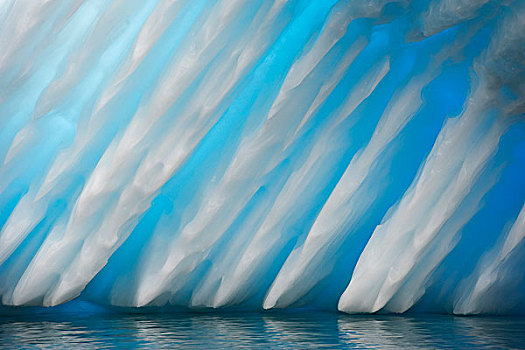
[0,0,524,314]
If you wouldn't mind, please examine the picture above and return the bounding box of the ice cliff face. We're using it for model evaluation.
[0,0,524,314]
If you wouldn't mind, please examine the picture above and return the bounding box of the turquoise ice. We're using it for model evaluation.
[0,0,524,314]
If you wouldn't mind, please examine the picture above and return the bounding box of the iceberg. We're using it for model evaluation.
[0,0,524,314]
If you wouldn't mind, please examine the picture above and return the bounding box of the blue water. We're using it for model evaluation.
[0,312,523,349]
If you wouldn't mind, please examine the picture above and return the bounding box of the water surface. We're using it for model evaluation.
[0,311,523,349]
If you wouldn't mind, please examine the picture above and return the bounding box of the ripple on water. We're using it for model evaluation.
[0,312,524,349]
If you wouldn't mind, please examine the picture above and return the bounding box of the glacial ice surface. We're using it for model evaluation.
[0,0,524,314]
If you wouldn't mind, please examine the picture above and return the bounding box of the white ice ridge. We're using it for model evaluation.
[0,0,524,314]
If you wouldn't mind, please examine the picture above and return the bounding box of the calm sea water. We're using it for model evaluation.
[0,311,523,349]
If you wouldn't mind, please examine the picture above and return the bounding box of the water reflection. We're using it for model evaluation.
[0,312,523,349]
